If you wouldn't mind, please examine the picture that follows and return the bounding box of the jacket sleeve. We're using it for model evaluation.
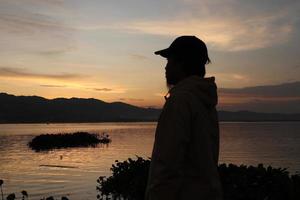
[145,93,193,200]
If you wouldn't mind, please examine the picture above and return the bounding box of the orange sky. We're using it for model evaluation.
[0,0,300,112]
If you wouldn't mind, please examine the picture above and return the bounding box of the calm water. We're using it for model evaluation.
[0,122,299,200]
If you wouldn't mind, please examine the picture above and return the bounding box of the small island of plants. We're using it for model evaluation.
[28,132,111,151]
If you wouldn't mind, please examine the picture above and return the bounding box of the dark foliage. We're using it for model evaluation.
[218,163,299,200]
[28,132,111,151]
[40,196,69,200]
[97,157,150,200]
[6,193,15,200]
[97,157,300,200]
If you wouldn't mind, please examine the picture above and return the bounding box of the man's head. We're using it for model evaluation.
[155,36,210,87]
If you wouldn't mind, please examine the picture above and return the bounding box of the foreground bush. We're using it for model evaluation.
[97,157,300,200]
[97,157,150,200]
[29,132,111,151]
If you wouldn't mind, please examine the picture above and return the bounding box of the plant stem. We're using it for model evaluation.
[1,186,3,200]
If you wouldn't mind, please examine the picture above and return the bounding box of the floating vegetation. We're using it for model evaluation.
[97,157,300,200]
[28,132,111,151]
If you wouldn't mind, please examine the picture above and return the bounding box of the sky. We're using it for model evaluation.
[0,0,300,113]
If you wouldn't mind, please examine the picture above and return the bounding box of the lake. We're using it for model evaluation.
[0,122,299,200]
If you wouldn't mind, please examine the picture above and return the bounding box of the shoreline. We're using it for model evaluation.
[1,120,300,124]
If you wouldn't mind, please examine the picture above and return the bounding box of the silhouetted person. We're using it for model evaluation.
[145,36,222,200]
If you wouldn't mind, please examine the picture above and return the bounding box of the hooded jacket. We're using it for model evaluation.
[145,75,222,200]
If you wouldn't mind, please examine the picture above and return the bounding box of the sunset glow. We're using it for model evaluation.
[1,0,299,112]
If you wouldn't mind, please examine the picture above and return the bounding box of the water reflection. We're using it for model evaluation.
[0,122,299,200]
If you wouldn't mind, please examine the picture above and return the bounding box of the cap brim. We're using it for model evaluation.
[154,48,170,58]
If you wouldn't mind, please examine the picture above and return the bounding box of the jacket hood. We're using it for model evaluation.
[168,75,218,108]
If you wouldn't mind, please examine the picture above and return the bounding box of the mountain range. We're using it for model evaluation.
[0,92,299,123]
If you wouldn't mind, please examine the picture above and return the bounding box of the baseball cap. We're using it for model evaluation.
[155,35,210,64]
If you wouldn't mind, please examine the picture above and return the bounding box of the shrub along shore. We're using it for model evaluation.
[97,157,300,200]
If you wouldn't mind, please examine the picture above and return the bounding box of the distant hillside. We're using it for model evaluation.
[0,93,299,123]
[0,93,161,123]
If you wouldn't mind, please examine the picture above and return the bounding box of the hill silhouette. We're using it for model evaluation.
[0,93,160,123]
[0,92,299,123]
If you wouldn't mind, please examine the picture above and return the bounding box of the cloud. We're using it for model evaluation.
[92,88,113,92]
[0,0,74,55]
[118,98,144,102]
[121,15,292,51]
[37,48,74,56]
[219,98,300,114]
[128,98,144,101]
[0,0,64,6]
[295,65,300,69]
[154,93,167,97]
[130,54,148,60]
[0,67,84,81]
[0,12,66,34]
[219,81,300,97]
[26,0,64,6]
[0,0,68,32]
[215,73,250,84]
[83,0,298,51]
[40,84,66,88]
[218,81,300,113]
[86,87,126,94]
